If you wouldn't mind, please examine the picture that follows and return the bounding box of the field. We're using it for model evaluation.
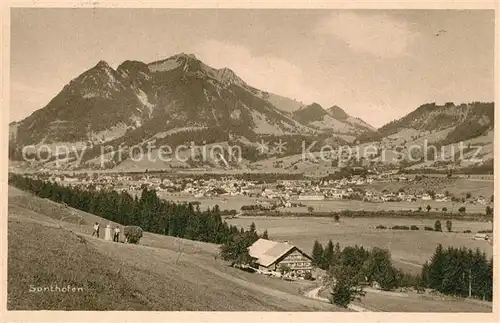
[317,287,492,312]
[7,186,339,311]
[280,199,490,214]
[226,216,493,275]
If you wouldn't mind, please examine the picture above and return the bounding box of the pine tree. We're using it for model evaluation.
[261,229,269,240]
[361,248,397,290]
[330,265,366,308]
[427,244,445,289]
[322,240,334,270]
[312,240,324,268]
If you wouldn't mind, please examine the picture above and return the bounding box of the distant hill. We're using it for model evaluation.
[377,102,493,140]
[355,102,494,171]
[293,103,375,135]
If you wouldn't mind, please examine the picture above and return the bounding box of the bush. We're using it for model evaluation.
[462,230,472,233]
[478,230,493,234]
[458,206,466,213]
[434,220,442,232]
[376,225,387,229]
[124,226,143,244]
[424,226,434,231]
[304,271,314,281]
[410,225,419,231]
[391,225,410,230]
[445,220,452,232]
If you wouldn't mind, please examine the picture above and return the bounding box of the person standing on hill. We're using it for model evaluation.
[104,224,112,241]
[113,226,120,242]
[92,222,100,238]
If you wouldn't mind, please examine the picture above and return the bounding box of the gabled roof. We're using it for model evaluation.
[248,238,310,268]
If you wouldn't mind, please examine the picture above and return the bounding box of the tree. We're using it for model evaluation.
[485,206,493,216]
[418,206,423,212]
[426,244,445,289]
[466,192,472,199]
[426,204,432,212]
[220,232,257,267]
[434,220,442,232]
[334,214,340,222]
[249,222,256,233]
[322,240,335,269]
[307,206,314,213]
[261,229,269,240]
[442,207,447,213]
[445,220,452,232]
[312,240,324,268]
[458,206,466,214]
[362,248,398,291]
[330,265,366,308]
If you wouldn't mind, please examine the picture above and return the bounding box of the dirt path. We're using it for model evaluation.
[303,286,369,312]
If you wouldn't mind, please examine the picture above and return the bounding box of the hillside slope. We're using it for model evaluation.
[7,186,340,311]
[293,103,375,134]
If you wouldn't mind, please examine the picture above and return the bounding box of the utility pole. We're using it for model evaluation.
[468,268,472,298]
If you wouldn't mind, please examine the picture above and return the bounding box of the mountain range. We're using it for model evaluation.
[9,53,494,172]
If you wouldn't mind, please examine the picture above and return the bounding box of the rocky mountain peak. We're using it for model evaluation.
[327,105,349,120]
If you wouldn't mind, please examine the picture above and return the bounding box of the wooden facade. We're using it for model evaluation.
[255,247,312,277]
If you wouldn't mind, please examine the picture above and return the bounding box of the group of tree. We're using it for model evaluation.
[433,220,453,232]
[311,240,422,307]
[312,239,493,307]
[422,244,493,301]
[219,222,270,267]
[8,174,257,246]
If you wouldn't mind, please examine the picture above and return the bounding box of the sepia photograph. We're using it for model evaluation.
[3,2,497,317]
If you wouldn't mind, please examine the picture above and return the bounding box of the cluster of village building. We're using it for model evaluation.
[24,170,491,208]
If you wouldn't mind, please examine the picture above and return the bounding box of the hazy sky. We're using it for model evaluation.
[10,9,495,127]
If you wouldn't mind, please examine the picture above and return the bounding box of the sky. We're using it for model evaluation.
[10,8,495,128]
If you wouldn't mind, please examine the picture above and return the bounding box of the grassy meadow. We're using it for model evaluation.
[226,216,493,275]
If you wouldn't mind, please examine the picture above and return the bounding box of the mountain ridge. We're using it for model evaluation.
[10,53,370,148]
[8,53,494,171]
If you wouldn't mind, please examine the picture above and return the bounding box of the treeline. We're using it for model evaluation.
[243,209,492,222]
[8,173,254,245]
[311,241,419,293]
[422,245,493,301]
[311,240,493,307]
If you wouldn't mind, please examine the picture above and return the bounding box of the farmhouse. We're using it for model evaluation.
[248,239,313,277]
